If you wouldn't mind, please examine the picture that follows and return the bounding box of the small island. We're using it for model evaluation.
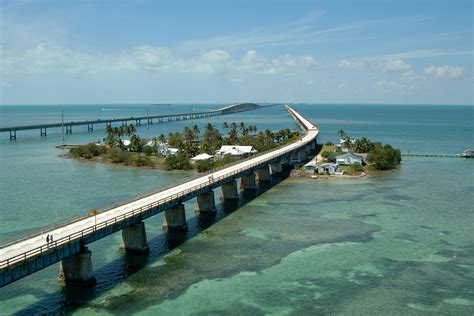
[297,130,401,178]
[67,122,301,172]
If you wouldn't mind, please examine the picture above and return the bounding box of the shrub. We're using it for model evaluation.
[351,163,364,172]
[164,152,192,170]
[142,145,154,156]
[195,159,215,172]
[70,143,105,159]
[322,151,337,163]
[133,155,153,167]
[108,148,131,164]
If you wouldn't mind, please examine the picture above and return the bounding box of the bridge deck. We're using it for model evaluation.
[0,103,272,133]
[0,105,318,273]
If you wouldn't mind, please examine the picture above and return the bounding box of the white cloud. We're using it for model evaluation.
[338,58,411,72]
[1,43,317,76]
[378,59,411,72]
[338,59,364,69]
[424,65,464,79]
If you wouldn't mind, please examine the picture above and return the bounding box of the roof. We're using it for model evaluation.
[217,145,257,155]
[191,153,213,161]
[320,163,338,168]
[336,153,365,159]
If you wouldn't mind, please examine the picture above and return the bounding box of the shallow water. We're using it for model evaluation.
[0,104,473,314]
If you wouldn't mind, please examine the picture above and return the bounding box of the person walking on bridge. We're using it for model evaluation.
[46,234,50,243]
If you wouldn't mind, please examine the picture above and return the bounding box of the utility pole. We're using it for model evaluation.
[61,109,65,141]
[147,109,149,130]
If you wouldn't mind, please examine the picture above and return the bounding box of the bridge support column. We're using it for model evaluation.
[195,191,216,214]
[163,204,188,232]
[241,172,257,190]
[87,124,93,132]
[40,127,47,137]
[221,180,239,200]
[270,161,283,175]
[298,149,307,160]
[256,166,271,182]
[120,221,149,254]
[9,130,16,140]
[66,125,72,134]
[59,246,96,286]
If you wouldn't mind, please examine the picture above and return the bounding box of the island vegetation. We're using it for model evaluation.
[69,122,300,172]
[317,130,401,176]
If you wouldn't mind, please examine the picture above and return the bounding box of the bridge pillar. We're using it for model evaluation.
[66,125,72,134]
[120,221,149,254]
[256,166,271,182]
[221,180,239,200]
[162,204,188,232]
[270,161,283,174]
[195,191,216,213]
[298,149,307,160]
[241,172,257,190]
[58,246,96,286]
[9,130,16,140]
[40,127,47,137]
[87,124,93,132]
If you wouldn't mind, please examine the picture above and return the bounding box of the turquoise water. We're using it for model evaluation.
[0,104,473,314]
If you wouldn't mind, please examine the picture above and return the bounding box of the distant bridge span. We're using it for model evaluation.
[0,105,318,287]
[0,103,276,140]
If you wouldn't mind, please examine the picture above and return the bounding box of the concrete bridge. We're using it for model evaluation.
[0,103,274,140]
[0,105,318,287]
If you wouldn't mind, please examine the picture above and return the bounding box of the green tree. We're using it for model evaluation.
[367,144,401,170]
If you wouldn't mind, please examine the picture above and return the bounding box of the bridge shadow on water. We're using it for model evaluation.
[14,170,292,315]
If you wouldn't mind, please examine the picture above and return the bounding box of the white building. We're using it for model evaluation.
[191,153,213,161]
[216,145,257,156]
[335,153,366,165]
[319,163,344,175]
[156,143,179,157]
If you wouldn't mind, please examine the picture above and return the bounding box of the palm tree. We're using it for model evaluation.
[337,129,346,139]
[239,122,246,134]
[158,133,166,144]
[192,124,200,140]
[205,122,214,132]
[183,126,194,143]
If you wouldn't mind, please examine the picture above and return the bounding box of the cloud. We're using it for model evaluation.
[378,59,411,72]
[338,58,411,72]
[1,43,317,76]
[338,59,364,69]
[424,65,464,79]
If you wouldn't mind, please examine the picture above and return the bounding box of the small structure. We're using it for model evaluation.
[458,149,474,158]
[156,143,179,157]
[303,160,318,174]
[336,153,365,165]
[191,153,213,161]
[216,145,257,156]
[319,163,344,175]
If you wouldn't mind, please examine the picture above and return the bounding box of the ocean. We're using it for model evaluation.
[0,104,473,315]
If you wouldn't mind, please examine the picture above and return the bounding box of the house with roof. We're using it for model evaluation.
[318,163,344,175]
[216,145,257,157]
[336,153,366,165]
[156,143,179,157]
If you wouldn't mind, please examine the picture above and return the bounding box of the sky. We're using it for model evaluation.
[0,0,473,105]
